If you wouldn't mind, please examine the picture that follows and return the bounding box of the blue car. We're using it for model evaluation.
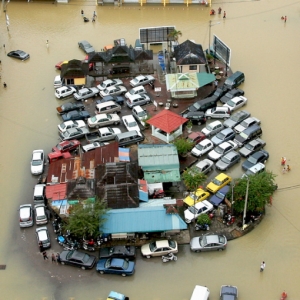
[209,185,230,207]
[61,110,90,122]
[242,150,269,171]
[96,258,135,276]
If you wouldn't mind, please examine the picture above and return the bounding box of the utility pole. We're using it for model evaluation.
[208,20,220,54]
[242,175,249,230]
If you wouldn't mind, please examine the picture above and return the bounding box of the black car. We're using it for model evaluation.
[56,102,85,114]
[242,150,269,171]
[208,86,228,101]
[61,110,90,122]
[7,50,30,61]
[60,250,96,270]
[220,285,238,300]
[96,95,125,106]
[99,246,136,260]
[220,88,245,104]
[182,111,206,125]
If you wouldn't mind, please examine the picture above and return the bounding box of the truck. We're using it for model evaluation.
[85,127,121,143]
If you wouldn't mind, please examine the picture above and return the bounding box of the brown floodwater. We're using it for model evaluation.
[0,0,300,299]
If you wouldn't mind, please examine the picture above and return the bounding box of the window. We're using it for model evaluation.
[189,65,197,71]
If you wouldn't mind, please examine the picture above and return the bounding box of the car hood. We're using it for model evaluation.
[211,136,223,146]
[201,128,211,136]
[190,237,201,250]
[96,259,106,270]
[141,244,151,256]
[209,194,224,206]
[191,147,201,156]
[239,147,251,157]
[184,209,196,222]
[242,160,254,170]
[31,164,43,174]
[208,150,221,161]
[223,119,236,128]
[216,160,229,171]
[233,124,245,134]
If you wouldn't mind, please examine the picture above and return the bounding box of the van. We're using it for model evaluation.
[115,130,144,147]
[234,124,262,147]
[134,39,144,51]
[54,75,63,88]
[224,71,245,90]
[33,184,46,205]
[190,285,210,300]
[187,96,218,113]
[95,101,121,115]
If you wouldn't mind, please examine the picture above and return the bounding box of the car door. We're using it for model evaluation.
[69,258,81,267]
[153,247,164,257]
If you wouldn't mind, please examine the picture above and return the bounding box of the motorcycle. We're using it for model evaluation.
[82,239,96,252]
[162,253,177,263]
[223,214,236,226]
[195,223,210,231]
[280,291,288,300]
[52,218,62,234]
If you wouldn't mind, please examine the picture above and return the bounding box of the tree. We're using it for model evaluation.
[64,198,108,238]
[167,29,183,42]
[228,171,277,213]
[182,166,207,192]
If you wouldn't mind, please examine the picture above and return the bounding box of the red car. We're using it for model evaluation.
[186,132,206,146]
[52,140,81,153]
[55,56,94,70]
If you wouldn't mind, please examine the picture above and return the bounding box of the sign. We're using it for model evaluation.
[212,35,231,66]
[153,100,158,107]
[139,26,176,44]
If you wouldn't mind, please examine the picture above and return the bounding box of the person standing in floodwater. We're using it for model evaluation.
[223,11,226,18]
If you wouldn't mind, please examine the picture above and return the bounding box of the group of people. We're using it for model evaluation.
[209,7,226,18]
[281,157,291,173]
[39,241,61,263]
[281,16,287,23]
[81,10,97,22]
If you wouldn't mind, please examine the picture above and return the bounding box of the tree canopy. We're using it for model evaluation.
[168,29,183,42]
[182,166,207,192]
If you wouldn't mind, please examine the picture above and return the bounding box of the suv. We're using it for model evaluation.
[33,184,46,205]
[55,86,77,99]
[182,111,206,125]
[220,88,244,104]
[234,124,263,147]
[126,94,151,108]
[205,107,231,120]
[19,204,34,227]
[34,204,48,225]
[36,227,51,249]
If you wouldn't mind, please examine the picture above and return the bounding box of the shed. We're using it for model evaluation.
[147,110,188,143]
[102,206,187,234]
[138,144,180,183]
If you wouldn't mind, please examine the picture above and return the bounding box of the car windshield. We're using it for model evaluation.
[168,240,176,248]
[100,83,106,88]
[129,89,136,95]
[199,236,207,247]
[214,146,224,154]
[240,132,248,139]
[195,143,204,151]
[189,193,198,201]
[245,143,253,150]
[60,123,66,129]
[103,89,109,94]
[90,116,97,122]
[132,78,139,84]
[212,178,222,186]
[129,121,137,127]
[248,156,258,164]
[192,102,200,110]
[227,100,235,107]
[230,114,240,122]
[122,260,129,269]
[215,191,224,199]
[149,242,157,252]
[210,107,216,113]
[137,111,147,118]
[105,258,112,268]
[216,132,225,140]
[240,120,248,127]
[188,206,198,214]
[107,114,112,120]
[219,236,226,243]
[82,254,90,263]
[56,144,63,150]
[206,125,213,131]
[32,159,42,166]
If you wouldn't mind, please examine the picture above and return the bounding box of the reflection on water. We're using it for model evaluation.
[0,1,300,299]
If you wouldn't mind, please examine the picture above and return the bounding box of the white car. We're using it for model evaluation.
[19,204,34,227]
[125,86,146,98]
[54,75,63,88]
[194,159,214,175]
[122,115,141,132]
[132,105,148,126]
[74,87,99,101]
[141,240,178,258]
[87,113,120,128]
[55,86,77,99]
[100,86,127,98]
[223,96,247,111]
[58,120,86,133]
[98,127,122,141]
[34,204,48,225]
[82,142,109,152]
[31,150,45,175]
[130,74,155,87]
[233,117,260,134]
[96,79,123,91]
[191,139,214,157]
[201,120,224,137]
[205,107,231,119]
[208,141,238,161]
[126,94,151,108]
[184,200,213,223]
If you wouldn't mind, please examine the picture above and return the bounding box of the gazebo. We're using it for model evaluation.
[147,110,188,143]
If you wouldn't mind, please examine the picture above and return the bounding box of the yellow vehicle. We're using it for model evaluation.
[183,188,210,206]
[206,173,232,194]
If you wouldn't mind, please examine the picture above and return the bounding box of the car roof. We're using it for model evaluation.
[131,85,145,90]
[196,159,212,168]
[195,200,212,209]
[205,234,221,244]
[209,120,222,126]
[96,101,116,107]
[122,115,135,121]
[199,139,212,146]
[32,151,43,160]
[215,173,230,180]
[132,105,144,112]
[224,151,238,159]
[251,150,265,158]
[35,206,45,215]
[155,240,170,248]
[220,128,234,134]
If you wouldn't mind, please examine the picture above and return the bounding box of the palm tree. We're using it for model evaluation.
[167,29,183,42]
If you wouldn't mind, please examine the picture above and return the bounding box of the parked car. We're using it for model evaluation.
[239,138,266,157]
[191,139,214,157]
[54,75,63,88]
[125,86,146,98]
[126,94,151,108]
[99,246,136,260]
[78,40,95,54]
[61,110,90,122]
[141,240,178,258]
[82,141,108,152]
[244,162,266,177]
[209,185,230,207]
[234,116,260,134]
[215,150,241,171]
[100,86,127,98]
[19,204,33,227]
[107,291,129,300]
[220,88,244,104]
[36,226,51,249]
[58,120,86,133]
[132,105,148,125]
[205,106,231,120]
[7,50,30,61]
[223,96,247,111]
[185,96,218,113]
[31,149,44,175]
[186,132,206,146]
[190,285,210,300]
[60,250,97,269]
[97,79,124,91]
[87,114,120,128]
[55,86,77,99]
[184,188,210,206]
[190,234,227,252]
[208,86,228,101]
[95,101,121,115]
[211,128,235,146]
[184,200,214,223]
[34,204,48,225]
[220,285,238,300]
[223,110,250,129]
[182,111,207,125]
[96,95,125,106]
[122,115,141,132]
[130,74,155,87]
[242,150,269,171]
[208,141,238,161]
[59,127,90,141]
[201,120,223,137]
[206,173,232,193]
[98,127,121,141]
[194,159,214,175]
[52,140,81,153]
[74,87,99,101]
[56,102,84,114]
[96,258,135,276]
[234,124,262,147]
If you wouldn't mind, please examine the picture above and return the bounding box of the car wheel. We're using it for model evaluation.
[61,262,65,265]
[146,255,151,259]
[146,101,150,104]
[81,266,86,270]
[96,125,99,129]
[114,121,119,125]
[207,116,211,119]
[195,250,201,253]
[224,117,228,120]
[218,248,223,251]
[121,273,127,277]
[100,271,104,274]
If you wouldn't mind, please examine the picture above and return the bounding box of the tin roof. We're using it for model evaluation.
[46,183,67,200]
[102,206,187,234]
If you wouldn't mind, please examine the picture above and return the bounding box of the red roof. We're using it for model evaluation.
[147,110,188,133]
[46,183,67,200]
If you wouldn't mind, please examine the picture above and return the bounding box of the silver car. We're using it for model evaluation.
[78,40,95,54]
[190,234,227,252]
[19,204,34,228]
[215,150,241,171]
[194,159,214,175]
[36,227,51,249]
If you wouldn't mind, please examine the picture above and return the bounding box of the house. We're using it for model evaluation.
[60,59,89,86]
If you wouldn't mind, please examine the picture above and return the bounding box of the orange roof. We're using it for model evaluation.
[104,44,113,50]
[147,110,188,133]
[46,183,67,200]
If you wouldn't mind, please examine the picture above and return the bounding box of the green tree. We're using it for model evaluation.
[228,171,277,213]
[167,29,183,42]
[197,214,211,225]
[64,198,108,238]
[182,166,207,192]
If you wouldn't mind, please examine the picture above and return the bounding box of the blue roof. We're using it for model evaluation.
[102,206,187,234]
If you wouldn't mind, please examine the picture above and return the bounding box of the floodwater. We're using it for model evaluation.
[0,0,300,299]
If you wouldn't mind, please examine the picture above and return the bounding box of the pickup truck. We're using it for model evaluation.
[239,138,266,157]
[85,127,121,143]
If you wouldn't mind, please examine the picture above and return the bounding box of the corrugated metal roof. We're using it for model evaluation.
[143,169,181,183]
[46,183,68,200]
[102,206,187,234]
